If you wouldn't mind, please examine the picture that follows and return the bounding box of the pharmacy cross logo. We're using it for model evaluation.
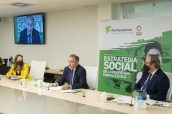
[105,25,112,34]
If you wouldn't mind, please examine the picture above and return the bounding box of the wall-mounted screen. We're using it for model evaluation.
[14,13,45,44]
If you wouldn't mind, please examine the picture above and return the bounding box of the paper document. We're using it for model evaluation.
[60,89,77,93]
[49,86,62,91]
[156,101,172,107]
[146,99,157,106]
[112,96,132,104]
[11,77,19,80]
[49,86,77,93]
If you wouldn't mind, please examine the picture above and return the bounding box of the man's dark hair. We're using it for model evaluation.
[149,54,160,69]
[14,54,23,63]
[69,54,79,62]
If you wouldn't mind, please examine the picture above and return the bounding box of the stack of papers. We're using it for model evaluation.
[49,86,77,93]
[112,96,172,108]
[11,77,19,80]
[60,89,77,93]
[146,99,157,106]
[49,86,62,91]
[112,96,132,104]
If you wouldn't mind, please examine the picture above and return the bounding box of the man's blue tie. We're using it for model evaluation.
[28,34,32,44]
[70,69,74,85]
[141,74,152,91]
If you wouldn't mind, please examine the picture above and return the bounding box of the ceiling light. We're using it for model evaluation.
[9,2,32,7]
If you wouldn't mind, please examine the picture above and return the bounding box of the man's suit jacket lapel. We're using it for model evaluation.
[146,69,161,88]
[73,65,80,83]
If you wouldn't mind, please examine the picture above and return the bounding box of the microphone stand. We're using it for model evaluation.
[48,78,55,90]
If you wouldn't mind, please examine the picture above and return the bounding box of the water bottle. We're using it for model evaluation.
[134,91,146,109]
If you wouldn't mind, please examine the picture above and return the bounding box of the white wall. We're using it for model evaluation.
[122,1,172,19]
[0,6,98,69]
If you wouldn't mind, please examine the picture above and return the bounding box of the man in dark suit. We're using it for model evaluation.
[52,54,89,90]
[135,54,170,101]
[19,16,41,44]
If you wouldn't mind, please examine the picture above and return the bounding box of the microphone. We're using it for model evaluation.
[130,92,134,106]
[47,78,55,90]
[82,91,86,97]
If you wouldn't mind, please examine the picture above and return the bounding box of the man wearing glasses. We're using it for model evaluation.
[135,54,170,101]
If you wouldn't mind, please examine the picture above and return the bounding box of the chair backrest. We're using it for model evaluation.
[165,72,172,101]
[29,60,46,80]
[84,66,98,90]
[0,65,10,75]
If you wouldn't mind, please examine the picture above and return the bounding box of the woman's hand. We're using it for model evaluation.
[6,75,11,79]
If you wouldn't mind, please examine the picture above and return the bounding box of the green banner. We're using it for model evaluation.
[98,18,172,96]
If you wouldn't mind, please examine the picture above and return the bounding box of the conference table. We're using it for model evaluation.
[0,75,172,114]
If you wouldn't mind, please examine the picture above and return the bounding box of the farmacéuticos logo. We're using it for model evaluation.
[105,26,133,34]
[105,26,112,34]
